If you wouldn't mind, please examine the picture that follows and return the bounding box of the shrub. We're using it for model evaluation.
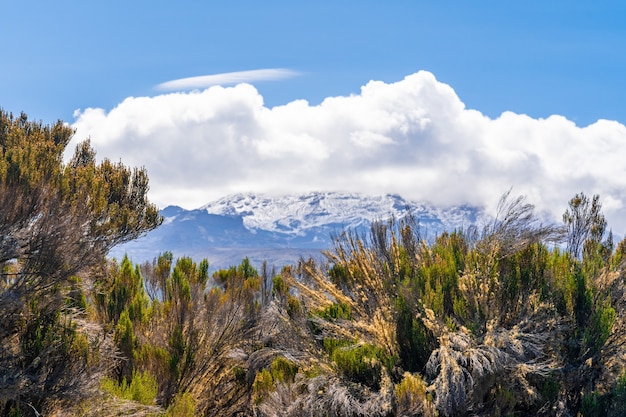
[272,274,288,297]
[252,357,300,404]
[315,302,352,321]
[583,297,616,355]
[100,370,158,405]
[323,338,352,355]
[286,295,302,317]
[253,368,274,404]
[540,372,560,404]
[166,392,196,417]
[581,391,606,417]
[232,366,247,384]
[395,372,436,417]
[396,297,436,373]
[270,356,299,383]
[331,343,387,389]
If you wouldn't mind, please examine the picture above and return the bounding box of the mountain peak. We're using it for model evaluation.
[201,192,407,234]
[199,192,486,236]
[113,192,488,269]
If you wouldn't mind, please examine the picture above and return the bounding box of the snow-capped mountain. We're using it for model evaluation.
[111,192,488,270]
[201,192,486,236]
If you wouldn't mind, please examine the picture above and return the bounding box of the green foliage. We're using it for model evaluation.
[286,295,302,317]
[396,296,436,373]
[578,374,626,417]
[270,356,299,383]
[213,257,259,289]
[252,357,299,404]
[104,255,149,323]
[395,372,434,415]
[329,263,351,287]
[583,297,616,355]
[232,366,247,384]
[101,370,158,405]
[614,372,626,400]
[331,343,389,389]
[581,391,606,417]
[497,242,549,317]
[609,373,626,416]
[574,267,594,329]
[197,258,209,286]
[416,231,466,317]
[21,303,62,361]
[66,275,88,310]
[134,343,171,390]
[272,274,288,297]
[540,372,560,404]
[114,309,137,379]
[165,392,196,417]
[547,248,577,316]
[238,257,258,279]
[323,338,353,355]
[314,302,352,321]
[168,324,188,378]
[253,369,275,404]
[7,406,22,417]
[0,110,160,413]
[167,256,208,303]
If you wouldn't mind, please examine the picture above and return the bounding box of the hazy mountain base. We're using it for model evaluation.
[112,244,325,274]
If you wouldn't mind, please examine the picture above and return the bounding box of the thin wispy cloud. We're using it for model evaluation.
[156,68,299,91]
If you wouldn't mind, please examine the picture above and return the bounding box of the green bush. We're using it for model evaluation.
[581,391,606,417]
[101,370,158,405]
[607,372,626,416]
[270,356,299,383]
[232,366,247,384]
[272,274,288,297]
[540,373,560,404]
[165,392,196,417]
[394,372,434,416]
[331,343,388,389]
[323,338,352,355]
[286,295,302,317]
[395,297,435,373]
[252,356,299,404]
[315,302,352,321]
[583,298,616,355]
[252,368,274,404]
[329,263,351,287]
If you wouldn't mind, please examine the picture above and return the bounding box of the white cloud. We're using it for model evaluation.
[155,68,299,91]
[70,71,626,234]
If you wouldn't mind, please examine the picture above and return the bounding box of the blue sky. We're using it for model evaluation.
[4,1,626,232]
[4,1,625,125]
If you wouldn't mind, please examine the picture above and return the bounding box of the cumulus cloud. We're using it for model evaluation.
[70,71,626,234]
[155,68,299,91]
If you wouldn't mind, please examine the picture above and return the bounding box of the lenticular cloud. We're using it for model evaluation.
[156,68,300,91]
[70,71,626,233]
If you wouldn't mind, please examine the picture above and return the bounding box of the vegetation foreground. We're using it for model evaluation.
[2,111,626,416]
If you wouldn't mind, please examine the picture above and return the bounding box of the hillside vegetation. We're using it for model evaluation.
[2,111,626,416]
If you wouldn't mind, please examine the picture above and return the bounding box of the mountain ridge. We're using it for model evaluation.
[111,192,489,269]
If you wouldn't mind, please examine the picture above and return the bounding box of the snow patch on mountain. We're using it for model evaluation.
[200,192,488,236]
